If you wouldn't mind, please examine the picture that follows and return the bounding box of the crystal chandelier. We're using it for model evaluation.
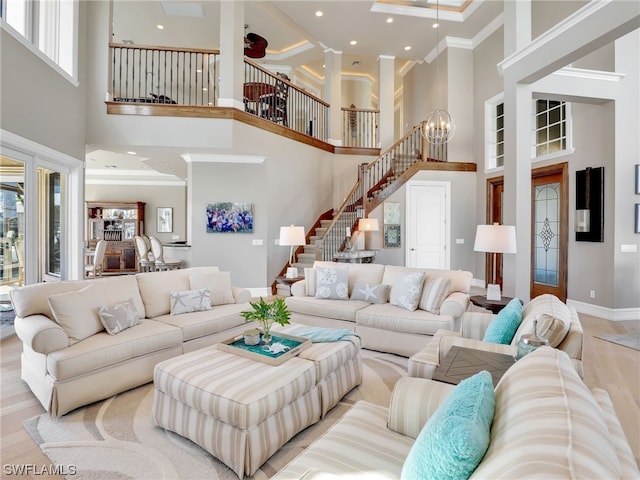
[422,0,455,144]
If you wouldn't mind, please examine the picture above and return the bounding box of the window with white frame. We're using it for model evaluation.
[1,0,77,78]
[484,93,504,170]
[485,95,572,169]
[534,99,570,158]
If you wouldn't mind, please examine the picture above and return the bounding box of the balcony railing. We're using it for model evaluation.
[109,43,219,106]
[341,107,379,148]
[243,59,330,142]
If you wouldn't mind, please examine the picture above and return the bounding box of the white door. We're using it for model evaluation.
[406,181,449,269]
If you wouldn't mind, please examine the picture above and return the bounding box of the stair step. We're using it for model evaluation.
[314,227,327,236]
[303,244,317,254]
[320,219,333,228]
[297,253,317,264]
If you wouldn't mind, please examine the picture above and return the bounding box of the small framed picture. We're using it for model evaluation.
[157,207,173,233]
[384,224,401,248]
[635,164,640,195]
[384,202,401,225]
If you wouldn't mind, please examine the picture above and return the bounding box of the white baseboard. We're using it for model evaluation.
[566,299,640,322]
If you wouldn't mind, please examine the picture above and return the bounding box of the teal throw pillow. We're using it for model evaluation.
[482,297,523,344]
[401,371,495,480]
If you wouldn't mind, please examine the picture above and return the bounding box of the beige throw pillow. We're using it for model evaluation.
[98,299,139,335]
[513,294,572,347]
[419,277,452,314]
[189,271,235,306]
[47,284,105,345]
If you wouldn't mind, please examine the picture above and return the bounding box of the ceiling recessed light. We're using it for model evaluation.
[126,151,136,155]
[350,40,357,46]
[315,10,323,17]
[404,46,411,51]
[386,17,393,23]
[157,24,164,30]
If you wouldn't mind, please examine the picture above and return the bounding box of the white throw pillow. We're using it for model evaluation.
[98,299,139,335]
[47,284,105,345]
[419,276,452,314]
[350,281,390,304]
[389,271,426,311]
[315,267,349,300]
[304,267,316,296]
[189,271,235,306]
[170,288,212,315]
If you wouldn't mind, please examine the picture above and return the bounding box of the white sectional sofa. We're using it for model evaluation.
[10,267,251,417]
[286,261,473,356]
[271,347,640,480]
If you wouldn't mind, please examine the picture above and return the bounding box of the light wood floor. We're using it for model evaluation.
[1,314,638,478]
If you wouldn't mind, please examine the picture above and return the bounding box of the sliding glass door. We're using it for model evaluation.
[0,157,26,288]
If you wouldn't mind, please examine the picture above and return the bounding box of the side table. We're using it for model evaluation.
[433,346,516,387]
[275,276,305,296]
[470,295,516,314]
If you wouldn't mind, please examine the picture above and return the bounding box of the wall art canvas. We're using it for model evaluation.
[384,224,401,248]
[157,207,173,233]
[384,202,401,224]
[206,202,254,233]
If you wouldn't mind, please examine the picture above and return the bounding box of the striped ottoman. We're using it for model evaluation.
[152,346,321,478]
[281,324,362,417]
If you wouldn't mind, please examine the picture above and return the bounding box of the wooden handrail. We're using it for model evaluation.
[244,57,330,107]
[109,42,220,55]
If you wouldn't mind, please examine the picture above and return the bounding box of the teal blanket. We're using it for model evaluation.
[293,326,358,343]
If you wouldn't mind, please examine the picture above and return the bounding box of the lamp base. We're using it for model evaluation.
[486,284,501,301]
[286,267,299,279]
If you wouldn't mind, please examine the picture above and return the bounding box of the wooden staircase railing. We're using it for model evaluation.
[318,121,448,261]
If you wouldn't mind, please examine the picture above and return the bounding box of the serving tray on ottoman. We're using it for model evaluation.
[217,332,311,366]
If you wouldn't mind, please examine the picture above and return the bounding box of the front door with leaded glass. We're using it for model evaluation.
[531,166,568,301]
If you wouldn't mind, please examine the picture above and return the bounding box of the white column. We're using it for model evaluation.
[218,1,244,110]
[502,0,532,301]
[378,55,395,150]
[324,48,343,146]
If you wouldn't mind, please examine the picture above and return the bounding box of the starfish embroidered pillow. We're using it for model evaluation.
[98,299,139,335]
[315,267,349,300]
[350,281,390,304]
[170,288,212,315]
[389,271,426,311]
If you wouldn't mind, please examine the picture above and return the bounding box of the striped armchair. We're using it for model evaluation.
[408,294,584,379]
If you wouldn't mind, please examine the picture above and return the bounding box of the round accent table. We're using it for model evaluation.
[469,295,516,314]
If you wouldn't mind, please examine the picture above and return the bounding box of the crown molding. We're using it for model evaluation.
[181,153,266,164]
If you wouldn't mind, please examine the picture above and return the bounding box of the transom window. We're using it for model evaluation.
[485,95,572,170]
[1,0,77,79]
[534,99,569,158]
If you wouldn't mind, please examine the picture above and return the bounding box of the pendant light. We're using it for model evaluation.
[422,0,455,145]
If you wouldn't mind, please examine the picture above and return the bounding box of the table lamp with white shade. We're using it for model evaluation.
[358,218,379,250]
[279,225,306,278]
[473,223,517,301]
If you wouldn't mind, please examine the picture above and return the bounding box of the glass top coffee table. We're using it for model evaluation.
[433,345,516,386]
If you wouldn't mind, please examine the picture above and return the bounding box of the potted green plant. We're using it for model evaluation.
[240,297,291,346]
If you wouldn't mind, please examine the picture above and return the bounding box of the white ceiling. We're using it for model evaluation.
[91,0,505,182]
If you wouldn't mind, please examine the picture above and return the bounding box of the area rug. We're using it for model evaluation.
[595,333,640,351]
[24,350,408,479]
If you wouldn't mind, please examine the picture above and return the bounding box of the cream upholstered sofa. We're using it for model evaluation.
[286,261,473,356]
[10,266,251,417]
[271,347,639,480]
[408,293,585,379]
